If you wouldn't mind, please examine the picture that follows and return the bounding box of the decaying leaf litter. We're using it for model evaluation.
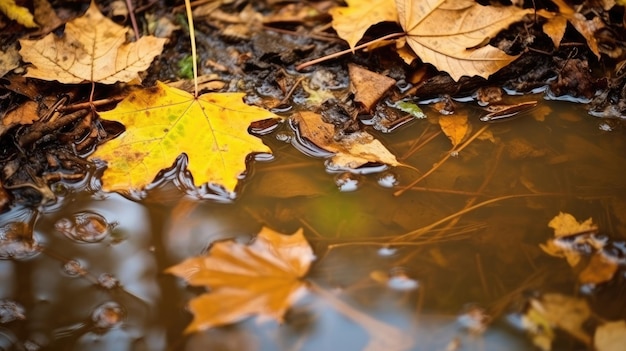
[1,0,626,350]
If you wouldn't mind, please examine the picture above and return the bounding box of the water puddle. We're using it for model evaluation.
[1,99,625,350]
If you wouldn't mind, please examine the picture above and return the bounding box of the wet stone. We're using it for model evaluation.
[55,211,112,243]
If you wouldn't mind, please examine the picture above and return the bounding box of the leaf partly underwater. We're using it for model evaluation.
[90,81,278,194]
[166,227,314,332]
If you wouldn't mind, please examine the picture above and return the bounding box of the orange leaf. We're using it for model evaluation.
[166,227,314,332]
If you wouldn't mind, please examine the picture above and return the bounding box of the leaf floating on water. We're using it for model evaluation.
[90,81,279,195]
[394,100,426,119]
[548,212,597,237]
[293,111,399,170]
[438,114,470,147]
[166,227,314,333]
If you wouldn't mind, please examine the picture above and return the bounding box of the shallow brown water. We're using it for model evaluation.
[1,98,625,350]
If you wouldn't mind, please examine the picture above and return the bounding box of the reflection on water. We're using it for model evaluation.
[0,100,625,350]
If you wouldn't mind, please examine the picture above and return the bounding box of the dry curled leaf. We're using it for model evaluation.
[349,64,396,112]
[19,1,166,84]
[166,227,314,333]
[90,81,278,194]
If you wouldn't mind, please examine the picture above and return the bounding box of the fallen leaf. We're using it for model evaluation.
[538,1,604,57]
[0,44,20,78]
[548,212,597,237]
[90,81,278,194]
[524,293,592,348]
[292,111,399,169]
[0,0,38,28]
[396,0,531,80]
[438,114,469,147]
[329,0,398,51]
[348,64,396,112]
[19,1,166,84]
[0,101,39,136]
[166,227,314,332]
[595,320,626,351]
[578,252,619,285]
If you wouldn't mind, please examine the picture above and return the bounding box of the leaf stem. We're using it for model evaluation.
[184,0,198,97]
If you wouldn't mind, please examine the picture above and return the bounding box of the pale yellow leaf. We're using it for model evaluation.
[548,212,597,237]
[396,0,531,80]
[19,1,166,84]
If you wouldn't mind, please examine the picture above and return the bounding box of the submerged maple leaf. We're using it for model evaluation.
[396,0,531,80]
[166,227,314,332]
[89,81,278,194]
[19,1,166,84]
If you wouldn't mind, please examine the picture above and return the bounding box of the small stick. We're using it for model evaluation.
[184,0,199,97]
[394,124,490,196]
[295,32,405,71]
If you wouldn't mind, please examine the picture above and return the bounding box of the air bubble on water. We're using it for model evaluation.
[23,340,40,351]
[0,222,41,260]
[377,172,398,188]
[275,131,292,143]
[377,246,397,257]
[62,260,86,277]
[91,302,124,330]
[55,212,111,243]
[98,273,119,290]
[334,173,361,192]
[0,299,25,323]
[386,268,418,291]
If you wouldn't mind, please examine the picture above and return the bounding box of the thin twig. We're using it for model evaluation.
[394,124,490,196]
[184,0,199,97]
[391,193,565,242]
[295,32,405,71]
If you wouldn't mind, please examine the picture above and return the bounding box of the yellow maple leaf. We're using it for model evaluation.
[89,81,278,194]
[0,0,38,28]
[166,227,314,332]
[396,0,531,80]
[329,0,398,51]
[18,1,166,84]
